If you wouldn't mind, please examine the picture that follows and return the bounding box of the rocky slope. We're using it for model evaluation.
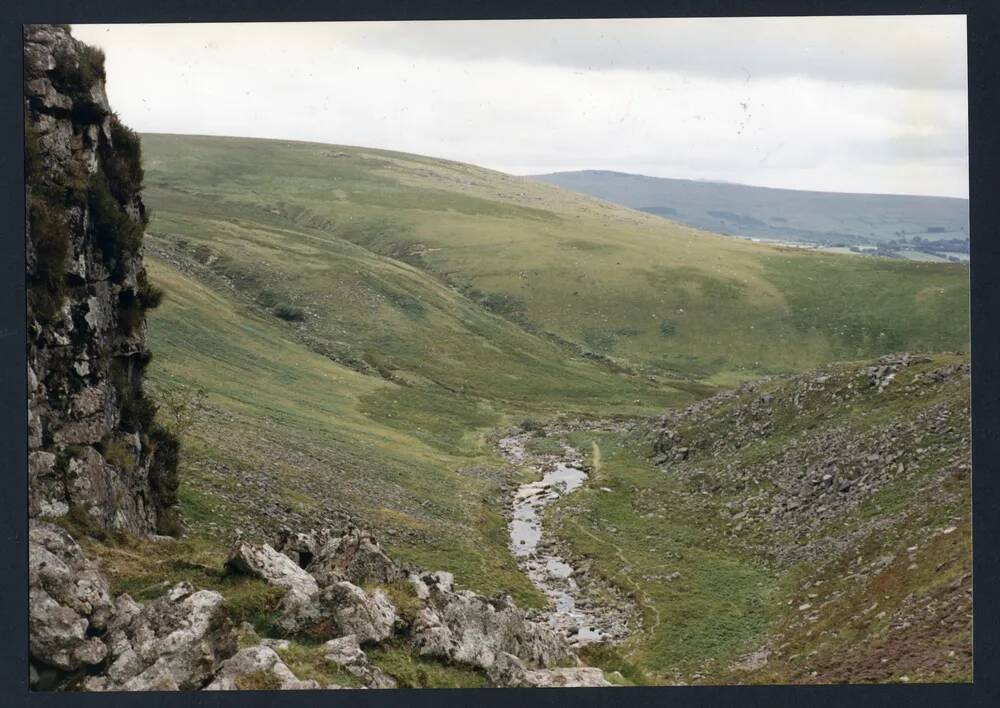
[29,519,610,690]
[642,352,972,683]
[25,24,179,535]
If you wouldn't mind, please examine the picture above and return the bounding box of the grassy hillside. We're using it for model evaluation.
[141,134,969,387]
[548,354,971,684]
[123,134,972,685]
[532,170,970,253]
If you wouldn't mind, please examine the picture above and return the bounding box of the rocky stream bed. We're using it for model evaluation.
[498,427,635,646]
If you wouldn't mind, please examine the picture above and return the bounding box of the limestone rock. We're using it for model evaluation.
[28,522,113,672]
[226,541,319,597]
[307,526,402,587]
[204,645,320,690]
[487,651,611,687]
[411,585,571,671]
[278,580,396,643]
[322,634,397,689]
[323,634,366,666]
[84,582,237,691]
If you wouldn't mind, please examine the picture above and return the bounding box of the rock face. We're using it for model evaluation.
[83,583,237,691]
[24,24,178,535]
[29,522,113,674]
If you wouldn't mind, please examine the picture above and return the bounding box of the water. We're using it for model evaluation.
[500,433,614,644]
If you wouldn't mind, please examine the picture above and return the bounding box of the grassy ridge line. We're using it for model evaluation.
[141,133,969,385]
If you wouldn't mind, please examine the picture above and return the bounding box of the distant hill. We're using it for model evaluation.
[530,170,969,258]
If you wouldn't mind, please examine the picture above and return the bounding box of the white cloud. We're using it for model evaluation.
[70,17,969,198]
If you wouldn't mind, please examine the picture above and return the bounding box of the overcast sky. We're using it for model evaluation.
[72,17,968,198]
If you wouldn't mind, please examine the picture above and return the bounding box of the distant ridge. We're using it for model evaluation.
[530,170,969,254]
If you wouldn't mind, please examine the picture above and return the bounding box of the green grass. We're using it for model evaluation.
[367,643,489,688]
[143,259,549,606]
[140,134,967,384]
[548,432,777,681]
[112,134,972,686]
[543,355,970,684]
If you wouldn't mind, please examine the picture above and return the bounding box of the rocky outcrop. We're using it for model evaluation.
[29,522,113,677]
[647,353,971,564]
[411,577,572,671]
[25,23,178,535]
[83,583,237,691]
[226,526,590,686]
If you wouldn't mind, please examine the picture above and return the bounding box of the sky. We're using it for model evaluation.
[72,17,969,198]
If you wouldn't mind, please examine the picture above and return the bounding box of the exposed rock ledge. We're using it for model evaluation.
[30,520,613,690]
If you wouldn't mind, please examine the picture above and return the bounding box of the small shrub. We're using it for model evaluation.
[273,303,306,322]
[149,425,180,523]
[478,291,525,316]
[88,174,144,270]
[234,670,283,691]
[102,115,145,203]
[111,359,157,433]
[139,283,163,309]
[28,196,71,321]
[518,419,545,434]
[117,290,145,334]
[50,44,106,101]
[100,436,136,473]
[659,320,677,337]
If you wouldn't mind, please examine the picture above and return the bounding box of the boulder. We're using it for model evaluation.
[323,634,366,666]
[204,645,320,690]
[29,522,113,672]
[322,634,396,689]
[278,580,397,643]
[411,585,571,671]
[83,582,237,691]
[307,527,402,587]
[227,541,321,635]
[487,651,612,687]
[226,541,319,598]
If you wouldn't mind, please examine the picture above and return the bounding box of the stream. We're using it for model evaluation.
[498,429,632,645]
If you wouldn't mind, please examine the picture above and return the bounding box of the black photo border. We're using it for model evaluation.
[1,1,996,706]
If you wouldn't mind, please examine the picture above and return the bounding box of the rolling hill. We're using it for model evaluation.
[531,170,970,258]
[140,135,969,388]
[126,134,970,684]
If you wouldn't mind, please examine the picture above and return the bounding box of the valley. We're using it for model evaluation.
[110,134,970,685]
